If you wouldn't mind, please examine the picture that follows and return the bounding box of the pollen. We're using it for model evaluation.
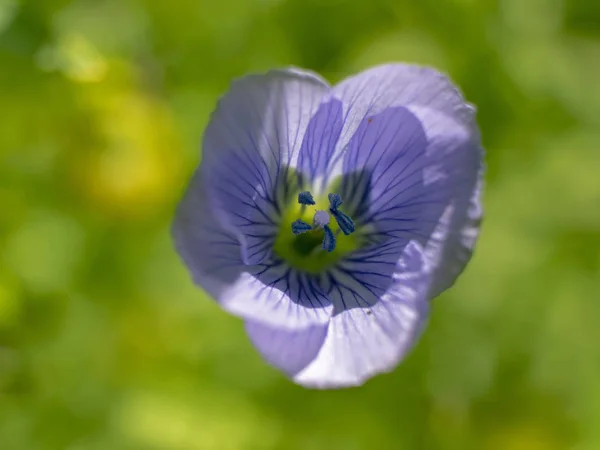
[313,210,330,228]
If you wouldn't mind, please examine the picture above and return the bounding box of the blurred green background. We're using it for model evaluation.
[1,0,599,448]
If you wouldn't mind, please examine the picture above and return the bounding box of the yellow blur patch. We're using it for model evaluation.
[484,423,565,450]
[72,68,182,219]
[37,33,108,83]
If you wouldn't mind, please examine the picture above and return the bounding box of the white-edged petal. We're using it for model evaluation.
[294,241,430,388]
[219,266,332,330]
[173,170,333,330]
[330,64,483,294]
[172,169,246,300]
[202,68,331,263]
[332,63,476,150]
[406,105,483,296]
[245,320,328,376]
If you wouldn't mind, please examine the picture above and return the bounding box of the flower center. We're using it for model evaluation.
[273,190,359,273]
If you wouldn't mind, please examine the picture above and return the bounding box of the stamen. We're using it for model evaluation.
[328,193,355,235]
[330,210,355,235]
[298,191,316,205]
[291,191,355,253]
[328,193,343,210]
[291,219,312,235]
[322,225,336,252]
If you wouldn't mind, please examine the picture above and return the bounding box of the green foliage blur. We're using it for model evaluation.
[1,0,599,448]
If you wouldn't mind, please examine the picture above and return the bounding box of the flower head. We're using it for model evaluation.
[173,64,484,388]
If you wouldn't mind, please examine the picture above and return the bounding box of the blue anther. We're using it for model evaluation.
[312,210,330,228]
[291,219,312,235]
[298,191,316,205]
[328,193,343,210]
[322,225,336,252]
[331,210,355,235]
[328,193,355,235]
[292,192,353,252]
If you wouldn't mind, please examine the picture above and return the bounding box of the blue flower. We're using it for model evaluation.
[173,64,484,388]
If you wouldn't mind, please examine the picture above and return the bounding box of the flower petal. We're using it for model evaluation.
[296,98,344,188]
[219,266,332,330]
[332,63,476,153]
[202,68,331,264]
[294,241,429,388]
[172,169,245,300]
[339,106,438,246]
[245,320,328,376]
[173,170,333,330]
[331,64,482,293]
[406,105,483,296]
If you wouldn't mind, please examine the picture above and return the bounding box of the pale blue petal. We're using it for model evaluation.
[219,266,333,330]
[339,106,443,248]
[245,320,328,376]
[173,170,333,330]
[332,64,476,156]
[202,68,331,264]
[294,241,429,388]
[172,169,245,300]
[330,64,482,294]
[406,106,483,296]
[296,98,344,186]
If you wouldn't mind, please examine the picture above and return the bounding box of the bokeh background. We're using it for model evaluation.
[1,0,599,448]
